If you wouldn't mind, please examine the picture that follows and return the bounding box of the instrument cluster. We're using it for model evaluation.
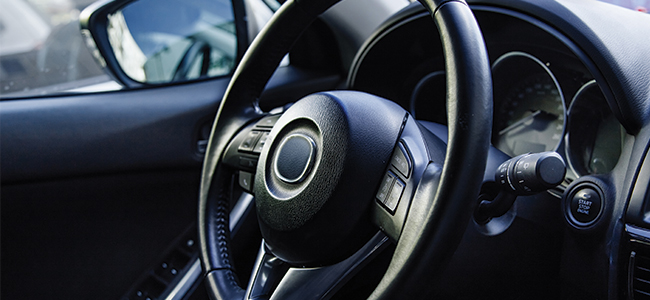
[348,6,627,182]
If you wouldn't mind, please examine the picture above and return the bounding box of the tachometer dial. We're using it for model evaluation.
[567,80,624,175]
[492,52,565,157]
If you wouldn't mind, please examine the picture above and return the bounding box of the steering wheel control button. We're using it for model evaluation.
[239,130,262,152]
[377,172,396,203]
[256,115,281,128]
[253,132,270,153]
[391,142,412,178]
[239,171,253,192]
[568,187,602,226]
[273,134,316,184]
[385,178,405,212]
[239,157,258,169]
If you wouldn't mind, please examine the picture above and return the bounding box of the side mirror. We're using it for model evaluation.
[80,0,247,87]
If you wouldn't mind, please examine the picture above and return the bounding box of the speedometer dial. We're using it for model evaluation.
[492,52,565,157]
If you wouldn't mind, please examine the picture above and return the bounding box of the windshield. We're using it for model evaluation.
[0,0,646,99]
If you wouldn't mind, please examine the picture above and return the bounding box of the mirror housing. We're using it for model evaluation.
[80,0,248,88]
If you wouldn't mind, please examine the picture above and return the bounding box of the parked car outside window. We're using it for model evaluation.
[0,0,109,97]
[0,0,277,98]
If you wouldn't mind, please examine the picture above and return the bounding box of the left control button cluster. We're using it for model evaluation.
[222,114,281,192]
[238,131,262,152]
[238,130,272,154]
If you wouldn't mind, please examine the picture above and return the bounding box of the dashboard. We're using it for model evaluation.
[346,2,650,299]
[348,5,626,183]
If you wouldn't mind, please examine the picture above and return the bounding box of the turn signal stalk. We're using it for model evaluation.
[475,152,566,223]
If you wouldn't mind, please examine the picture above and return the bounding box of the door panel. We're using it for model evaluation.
[0,66,340,299]
[1,170,199,299]
[1,78,228,183]
[0,77,222,299]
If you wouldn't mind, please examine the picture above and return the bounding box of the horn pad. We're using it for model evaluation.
[254,91,406,266]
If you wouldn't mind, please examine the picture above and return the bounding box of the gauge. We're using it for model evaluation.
[567,80,624,175]
[492,52,565,157]
[409,71,446,124]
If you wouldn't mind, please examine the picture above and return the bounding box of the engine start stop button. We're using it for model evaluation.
[566,184,603,227]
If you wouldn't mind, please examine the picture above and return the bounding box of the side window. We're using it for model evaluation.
[0,0,108,97]
[0,0,243,98]
[107,0,237,83]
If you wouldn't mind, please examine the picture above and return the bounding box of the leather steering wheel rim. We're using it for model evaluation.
[198,0,492,299]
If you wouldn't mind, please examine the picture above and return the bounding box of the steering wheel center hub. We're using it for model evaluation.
[273,133,316,184]
[253,92,406,265]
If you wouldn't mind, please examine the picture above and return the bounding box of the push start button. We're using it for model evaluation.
[566,184,603,227]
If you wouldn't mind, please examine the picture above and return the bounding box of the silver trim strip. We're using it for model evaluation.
[165,258,202,300]
[627,224,650,241]
[231,192,255,233]
[166,192,254,300]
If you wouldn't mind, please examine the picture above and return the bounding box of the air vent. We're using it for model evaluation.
[632,250,650,299]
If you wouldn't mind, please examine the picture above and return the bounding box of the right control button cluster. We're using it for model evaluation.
[376,142,412,213]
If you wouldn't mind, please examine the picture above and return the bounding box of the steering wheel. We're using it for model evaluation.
[198,0,492,298]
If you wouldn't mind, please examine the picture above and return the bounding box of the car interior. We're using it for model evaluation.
[2,0,650,299]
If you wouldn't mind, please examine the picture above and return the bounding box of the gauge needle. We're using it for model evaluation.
[498,110,557,136]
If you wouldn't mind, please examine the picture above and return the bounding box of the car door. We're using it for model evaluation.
[0,0,342,299]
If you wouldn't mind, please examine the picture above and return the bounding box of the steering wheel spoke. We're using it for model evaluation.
[371,115,447,241]
[222,114,283,192]
[245,233,390,300]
